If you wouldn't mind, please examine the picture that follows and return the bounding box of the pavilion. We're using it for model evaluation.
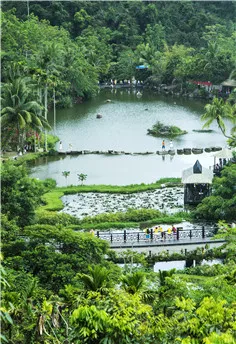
[182,160,213,205]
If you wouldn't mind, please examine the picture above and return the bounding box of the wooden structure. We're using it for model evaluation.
[182,160,213,205]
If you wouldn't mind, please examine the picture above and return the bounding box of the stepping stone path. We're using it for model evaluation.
[61,186,184,219]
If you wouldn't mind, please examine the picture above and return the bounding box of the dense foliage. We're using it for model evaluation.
[1,2,236,343]
[147,121,187,138]
[2,1,236,103]
[1,161,236,343]
[194,164,236,221]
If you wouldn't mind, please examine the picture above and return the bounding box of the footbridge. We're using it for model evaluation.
[95,226,225,254]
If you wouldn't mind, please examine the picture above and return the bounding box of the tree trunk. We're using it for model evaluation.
[27,0,30,18]
[53,87,56,133]
[34,132,37,152]
[217,118,233,140]
[44,84,48,151]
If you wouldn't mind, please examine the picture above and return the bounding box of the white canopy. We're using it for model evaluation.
[182,166,213,184]
[212,148,235,159]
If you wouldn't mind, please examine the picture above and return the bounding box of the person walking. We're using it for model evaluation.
[154,226,159,241]
[172,225,177,240]
[59,141,63,151]
[159,226,164,241]
[162,140,165,150]
[167,227,172,240]
[169,141,173,150]
[146,228,150,241]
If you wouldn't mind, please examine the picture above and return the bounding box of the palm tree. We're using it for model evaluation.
[158,269,176,288]
[201,97,235,141]
[77,173,87,185]
[1,78,50,152]
[37,42,64,150]
[121,271,146,294]
[62,171,70,187]
[78,265,112,293]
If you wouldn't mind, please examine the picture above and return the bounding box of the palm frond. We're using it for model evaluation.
[17,113,26,128]
[1,107,16,115]
[0,114,14,127]
[21,110,32,123]
[202,118,214,129]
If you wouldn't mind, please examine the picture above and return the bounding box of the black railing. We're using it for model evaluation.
[96,226,216,244]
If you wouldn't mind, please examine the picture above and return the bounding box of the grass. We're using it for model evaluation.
[176,274,214,283]
[58,178,182,195]
[2,151,47,166]
[38,191,64,212]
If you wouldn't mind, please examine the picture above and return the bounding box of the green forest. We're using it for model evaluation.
[1,1,236,343]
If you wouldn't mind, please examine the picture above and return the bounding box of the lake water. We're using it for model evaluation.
[154,260,186,272]
[29,88,230,186]
[153,259,223,272]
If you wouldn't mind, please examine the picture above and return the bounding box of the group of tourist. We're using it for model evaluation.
[215,158,227,171]
[144,225,177,241]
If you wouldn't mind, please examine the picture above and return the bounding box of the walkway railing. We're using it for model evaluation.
[96,226,217,244]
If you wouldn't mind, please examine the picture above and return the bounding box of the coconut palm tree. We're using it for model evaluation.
[1,78,50,152]
[37,42,64,150]
[201,97,235,141]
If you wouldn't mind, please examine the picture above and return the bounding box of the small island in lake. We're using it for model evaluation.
[147,121,187,138]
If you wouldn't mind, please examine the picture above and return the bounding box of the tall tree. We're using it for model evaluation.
[37,42,64,151]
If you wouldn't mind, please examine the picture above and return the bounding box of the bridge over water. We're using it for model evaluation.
[95,226,225,254]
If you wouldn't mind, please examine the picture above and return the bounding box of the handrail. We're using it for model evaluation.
[96,226,217,244]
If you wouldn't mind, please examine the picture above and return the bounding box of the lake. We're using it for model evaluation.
[29,88,230,186]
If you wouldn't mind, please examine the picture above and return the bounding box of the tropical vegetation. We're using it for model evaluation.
[147,121,187,138]
[1,2,236,343]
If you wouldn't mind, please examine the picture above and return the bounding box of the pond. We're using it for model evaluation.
[29,88,230,186]
[153,259,223,272]
[61,186,184,218]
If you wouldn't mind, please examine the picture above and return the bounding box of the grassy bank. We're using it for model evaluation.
[40,191,65,212]
[59,178,181,195]
[2,151,47,165]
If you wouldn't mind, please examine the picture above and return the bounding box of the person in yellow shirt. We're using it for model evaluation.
[167,227,172,240]
[153,226,159,241]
